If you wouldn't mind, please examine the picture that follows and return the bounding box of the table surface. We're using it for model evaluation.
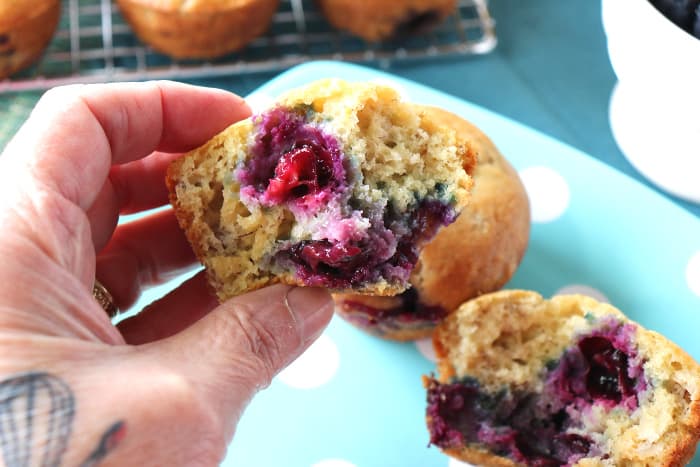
[1,0,698,218]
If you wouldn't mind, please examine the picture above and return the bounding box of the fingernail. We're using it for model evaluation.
[285,287,333,344]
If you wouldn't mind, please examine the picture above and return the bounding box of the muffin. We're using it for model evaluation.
[334,107,530,341]
[0,0,61,79]
[115,0,279,59]
[167,79,476,301]
[317,0,458,41]
[425,290,700,466]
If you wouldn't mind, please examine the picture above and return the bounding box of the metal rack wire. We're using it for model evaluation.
[0,0,496,93]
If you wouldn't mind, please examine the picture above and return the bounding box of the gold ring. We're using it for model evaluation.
[93,280,119,318]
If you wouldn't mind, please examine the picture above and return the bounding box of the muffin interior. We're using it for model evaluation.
[169,81,472,299]
[426,293,700,466]
[427,316,647,466]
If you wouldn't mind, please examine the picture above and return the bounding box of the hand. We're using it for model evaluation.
[0,81,333,467]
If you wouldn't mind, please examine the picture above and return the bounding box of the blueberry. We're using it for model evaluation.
[340,287,448,327]
[265,144,334,203]
[578,336,635,402]
[693,5,700,38]
[651,0,700,31]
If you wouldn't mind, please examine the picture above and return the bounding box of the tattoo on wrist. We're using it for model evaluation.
[78,421,126,467]
[0,372,75,467]
[0,372,126,467]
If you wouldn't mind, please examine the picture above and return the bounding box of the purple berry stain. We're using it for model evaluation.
[340,287,448,331]
[426,319,647,466]
[237,106,345,208]
[237,106,457,290]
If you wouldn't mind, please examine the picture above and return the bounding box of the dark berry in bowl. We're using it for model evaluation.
[650,0,700,32]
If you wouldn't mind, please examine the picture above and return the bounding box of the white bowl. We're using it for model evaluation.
[602,0,700,204]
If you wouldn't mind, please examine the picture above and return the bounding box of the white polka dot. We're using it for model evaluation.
[448,458,478,467]
[245,92,274,114]
[518,166,570,223]
[415,337,437,362]
[278,334,339,389]
[312,459,357,467]
[554,284,609,303]
[686,251,700,297]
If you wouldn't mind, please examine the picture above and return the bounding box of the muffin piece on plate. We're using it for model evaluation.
[317,0,457,41]
[115,0,279,59]
[425,290,700,466]
[334,107,530,341]
[167,79,475,301]
[0,0,61,79]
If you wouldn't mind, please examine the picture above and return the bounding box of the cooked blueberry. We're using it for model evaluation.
[241,107,456,289]
[426,323,645,466]
[264,143,334,203]
[340,287,447,328]
[275,198,454,288]
[554,433,592,456]
[239,107,344,198]
[427,376,595,465]
[579,336,635,402]
[298,240,362,272]
[391,199,455,268]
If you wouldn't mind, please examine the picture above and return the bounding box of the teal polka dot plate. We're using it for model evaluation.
[135,61,700,467]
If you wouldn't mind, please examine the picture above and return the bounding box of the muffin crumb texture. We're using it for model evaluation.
[167,79,474,300]
[427,290,700,466]
[333,106,530,341]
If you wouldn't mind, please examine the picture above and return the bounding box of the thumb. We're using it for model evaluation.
[147,284,333,432]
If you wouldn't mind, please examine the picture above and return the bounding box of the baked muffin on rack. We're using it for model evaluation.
[167,79,476,301]
[334,107,530,341]
[317,0,457,41]
[115,0,279,59]
[426,290,700,466]
[0,0,61,79]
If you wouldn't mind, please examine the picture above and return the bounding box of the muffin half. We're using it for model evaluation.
[167,79,476,301]
[334,107,530,341]
[426,290,700,466]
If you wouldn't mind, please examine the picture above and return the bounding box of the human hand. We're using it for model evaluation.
[0,81,334,467]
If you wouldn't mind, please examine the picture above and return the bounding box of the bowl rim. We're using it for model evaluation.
[602,0,700,49]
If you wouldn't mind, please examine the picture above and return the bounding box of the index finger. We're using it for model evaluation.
[3,81,251,211]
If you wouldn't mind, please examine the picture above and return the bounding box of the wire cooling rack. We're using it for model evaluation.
[0,0,496,93]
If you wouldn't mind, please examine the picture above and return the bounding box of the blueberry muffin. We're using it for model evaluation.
[317,0,457,41]
[166,79,476,301]
[0,0,61,79]
[115,0,279,59]
[334,107,530,341]
[425,290,700,466]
